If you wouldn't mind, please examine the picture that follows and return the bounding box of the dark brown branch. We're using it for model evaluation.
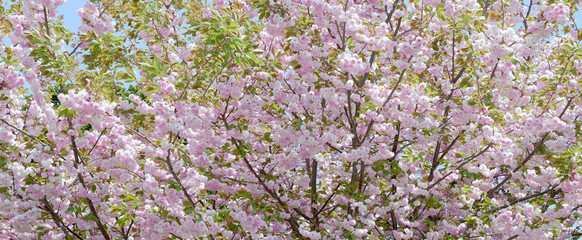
[489,60,499,79]
[63,111,110,240]
[355,51,377,88]
[389,123,401,163]
[384,0,400,28]
[359,119,375,145]
[523,0,533,31]
[83,192,111,240]
[390,210,398,230]
[316,184,341,217]
[380,71,406,110]
[164,148,198,209]
[1,119,50,149]
[427,143,493,190]
[170,233,184,240]
[326,142,343,153]
[87,128,107,155]
[308,159,319,230]
[237,143,306,236]
[374,226,387,239]
[42,197,84,240]
[123,218,134,240]
[488,184,559,213]
[43,7,51,36]
[452,67,466,84]
[427,140,441,182]
[129,128,160,148]
[486,97,574,198]
[221,111,305,238]
[393,17,403,38]
[68,1,116,56]
[437,131,464,163]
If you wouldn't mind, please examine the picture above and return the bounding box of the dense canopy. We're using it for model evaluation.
[2,0,582,239]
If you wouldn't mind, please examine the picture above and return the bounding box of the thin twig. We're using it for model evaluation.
[43,7,51,36]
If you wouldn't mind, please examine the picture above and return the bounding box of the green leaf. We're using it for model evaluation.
[263,132,273,142]
[84,213,99,222]
[184,205,196,215]
[251,49,264,55]
[110,206,123,214]
[236,190,252,199]
[234,146,247,158]
[143,83,160,94]
[29,38,43,45]
[168,180,182,191]
[537,144,551,154]
[102,85,114,94]
[192,78,203,89]
[458,78,472,88]
[57,106,77,119]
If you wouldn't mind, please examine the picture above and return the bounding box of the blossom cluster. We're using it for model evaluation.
[1,0,582,239]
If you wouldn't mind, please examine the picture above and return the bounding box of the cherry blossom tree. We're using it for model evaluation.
[2,0,582,239]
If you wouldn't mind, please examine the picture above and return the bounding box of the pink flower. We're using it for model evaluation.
[159,27,172,37]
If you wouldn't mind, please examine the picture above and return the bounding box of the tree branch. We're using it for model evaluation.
[488,184,560,213]
[427,143,493,191]
[221,112,306,238]
[43,7,51,37]
[164,147,199,209]
[486,97,574,198]
[63,110,111,240]
[380,71,406,110]
[42,196,84,240]
[355,51,377,88]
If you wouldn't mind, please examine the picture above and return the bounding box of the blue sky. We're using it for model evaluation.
[58,0,87,52]
[2,0,86,46]
[59,0,87,33]
[2,1,582,53]
[3,1,582,44]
